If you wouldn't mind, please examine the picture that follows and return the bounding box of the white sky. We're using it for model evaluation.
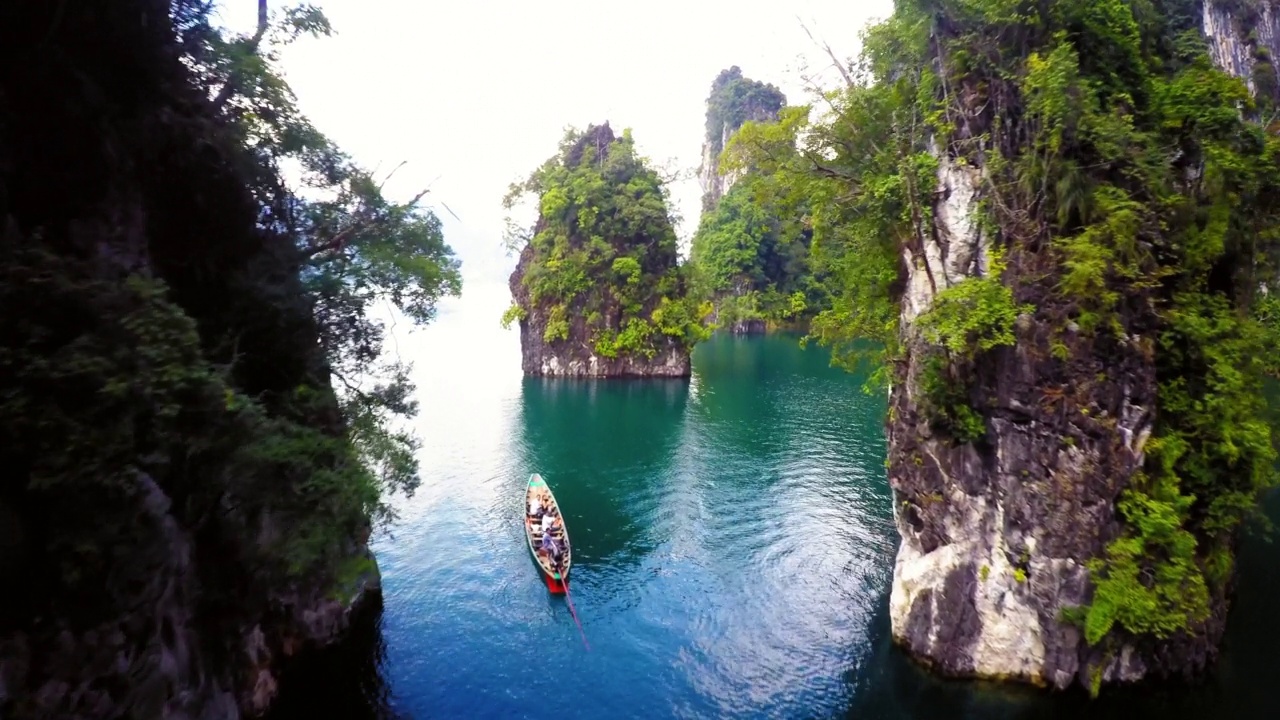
[213,0,892,299]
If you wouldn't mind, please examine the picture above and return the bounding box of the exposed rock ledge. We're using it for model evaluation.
[726,319,767,335]
[241,552,382,716]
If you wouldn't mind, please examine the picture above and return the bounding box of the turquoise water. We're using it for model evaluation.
[268,291,1280,719]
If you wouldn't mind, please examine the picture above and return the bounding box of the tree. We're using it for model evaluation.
[179,1,461,529]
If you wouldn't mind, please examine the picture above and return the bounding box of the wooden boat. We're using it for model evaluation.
[524,473,571,594]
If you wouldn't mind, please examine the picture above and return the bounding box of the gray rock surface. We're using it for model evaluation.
[509,242,693,378]
[885,4,1265,690]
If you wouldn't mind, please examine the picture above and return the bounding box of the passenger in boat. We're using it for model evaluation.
[540,528,561,559]
[540,509,558,535]
[529,495,544,520]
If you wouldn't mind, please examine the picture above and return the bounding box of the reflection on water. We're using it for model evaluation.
[267,309,1280,719]
[517,377,690,567]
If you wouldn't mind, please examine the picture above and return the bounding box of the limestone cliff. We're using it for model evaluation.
[691,70,819,336]
[882,0,1279,694]
[0,2,388,717]
[1203,0,1280,100]
[506,124,708,378]
[697,67,786,214]
[886,151,1164,688]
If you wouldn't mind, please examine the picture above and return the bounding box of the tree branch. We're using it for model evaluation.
[798,17,855,89]
[377,160,409,192]
[211,0,269,112]
[803,154,858,181]
[331,366,374,408]
[301,188,431,261]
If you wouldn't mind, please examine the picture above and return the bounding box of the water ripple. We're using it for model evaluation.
[279,313,1280,720]
[292,333,898,720]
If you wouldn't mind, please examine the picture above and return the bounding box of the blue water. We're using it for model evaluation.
[267,290,1280,719]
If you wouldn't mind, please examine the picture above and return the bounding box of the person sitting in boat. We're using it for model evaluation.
[540,528,561,561]
[540,508,558,535]
[529,494,544,520]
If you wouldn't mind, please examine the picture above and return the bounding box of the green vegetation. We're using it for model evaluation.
[688,175,827,331]
[703,67,787,176]
[689,69,824,331]
[913,253,1029,443]
[725,0,1280,653]
[503,125,709,358]
[918,353,988,444]
[916,260,1029,359]
[722,69,922,379]
[1084,472,1209,645]
[182,2,461,560]
[1,0,460,615]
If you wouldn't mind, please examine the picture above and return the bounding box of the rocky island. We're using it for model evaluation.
[504,124,709,378]
[722,0,1280,696]
[697,66,787,215]
[880,0,1280,693]
[688,69,828,335]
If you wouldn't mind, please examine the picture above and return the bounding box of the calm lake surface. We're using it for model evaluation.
[269,285,1280,719]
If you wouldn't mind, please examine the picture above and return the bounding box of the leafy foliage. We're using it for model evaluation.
[688,177,826,330]
[918,353,987,444]
[690,69,826,328]
[504,125,710,357]
[0,0,461,613]
[181,2,461,538]
[704,66,787,163]
[723,103,904,379]
[742,0,1280,650]
[1084,474,1210,645]
[916,273,1029,358]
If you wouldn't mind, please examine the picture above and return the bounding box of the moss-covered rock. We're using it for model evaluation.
[698,66,786,213]
[505,123,710,378]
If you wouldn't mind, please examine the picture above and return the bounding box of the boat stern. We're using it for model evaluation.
[544,573,567,595]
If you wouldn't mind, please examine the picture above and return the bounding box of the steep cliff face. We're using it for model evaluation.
[699,122,739,214]
[887,150,1164,689]
[690,71,821,336]
[1203,0,1280,98]
[697,67,786,214]
[506,124,708,378]
[882,0,1279,694]
[510,242,693,378]
[0,2,385,717]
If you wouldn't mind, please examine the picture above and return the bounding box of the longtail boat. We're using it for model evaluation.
[524,473,571,594]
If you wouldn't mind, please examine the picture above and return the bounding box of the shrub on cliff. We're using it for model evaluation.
[729,0,1280,660]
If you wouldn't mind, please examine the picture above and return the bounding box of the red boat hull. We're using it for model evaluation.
[544,573,567,594]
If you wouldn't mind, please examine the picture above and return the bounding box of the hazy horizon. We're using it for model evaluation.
[213,0,893,304]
